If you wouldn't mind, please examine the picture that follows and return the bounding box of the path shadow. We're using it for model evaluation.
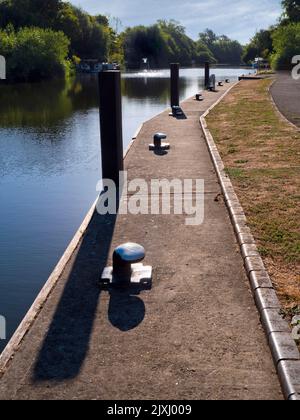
[33,211,117,381]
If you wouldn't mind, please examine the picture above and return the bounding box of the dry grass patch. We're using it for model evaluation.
[207,79,300,315]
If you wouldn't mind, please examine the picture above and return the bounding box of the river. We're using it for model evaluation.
[0,67,253,352]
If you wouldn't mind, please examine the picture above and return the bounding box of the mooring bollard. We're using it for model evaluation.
[98,70,124,188]
[208,74,216,91]
[100,243,153,287]
[149,133,170,151]
[205,62,210,89]
[170,63,180,108]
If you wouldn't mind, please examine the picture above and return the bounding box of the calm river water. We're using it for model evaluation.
[0,67,252,351]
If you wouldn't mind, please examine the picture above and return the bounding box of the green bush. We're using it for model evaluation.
[0,26,70,82]
[271,22,300,69]
[0,0,111,62]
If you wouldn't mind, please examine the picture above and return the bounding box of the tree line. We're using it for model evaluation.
[243,0,300,70]
[0,0,245,82]
[0,0,299,82]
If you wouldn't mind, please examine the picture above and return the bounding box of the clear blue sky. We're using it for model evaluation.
[70,0,282,44]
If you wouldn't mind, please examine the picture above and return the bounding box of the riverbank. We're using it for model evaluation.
[206,77,300,320]
[0,84,282,400]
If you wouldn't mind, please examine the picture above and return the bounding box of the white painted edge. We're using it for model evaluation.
[131,123,144,141]
[0,199,97,376]
[200,81,300,401]
[124,124,143,159]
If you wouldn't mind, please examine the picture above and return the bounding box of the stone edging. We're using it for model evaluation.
[200,83,300,401]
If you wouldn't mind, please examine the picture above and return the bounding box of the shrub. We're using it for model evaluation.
[0,26,70,82]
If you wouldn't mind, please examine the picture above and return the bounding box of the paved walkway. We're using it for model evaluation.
[271,71,300,127]
[0,85,282,400]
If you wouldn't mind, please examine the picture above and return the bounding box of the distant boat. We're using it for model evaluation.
[252,57,270,70]
[77,60,120,74]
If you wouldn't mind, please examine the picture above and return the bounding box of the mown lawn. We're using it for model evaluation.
[206,79,300,316]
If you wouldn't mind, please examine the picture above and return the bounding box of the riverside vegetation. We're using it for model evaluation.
[1,0,299,82]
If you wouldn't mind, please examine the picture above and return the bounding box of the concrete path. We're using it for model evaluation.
[0,85,282,400]
[271,71,300,128]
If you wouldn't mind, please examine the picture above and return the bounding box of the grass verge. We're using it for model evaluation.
[206,79,300,318]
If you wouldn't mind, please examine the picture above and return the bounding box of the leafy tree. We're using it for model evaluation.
[157,20,197,65]
[0,0,63,28]
[198,29,243,64]
[0,0,111,60]
[243,29,274,64]
[195,40,216,64]
[0,26,70,82]
[123,24,169,68]
[211,38,243,64]
[271,22,300,69]
[199,29,217,49]
[281,0,300,22]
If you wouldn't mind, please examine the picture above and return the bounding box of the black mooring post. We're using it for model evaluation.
[170,63,179,108]
[205,61,210,89]
[98,70,124,188]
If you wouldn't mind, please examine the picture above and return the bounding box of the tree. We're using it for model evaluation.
[195,40,216,64]
[0,0,111,60]
[282,0,300,22]
[157,20,197,65]
[0,0,63,28]
[199,29,217,48]
[122,20,198,68]
[0,26,70,82]
[211,39,243,64]
[271,22,300,69]
[243,29,274,64]
[197,29,243,64]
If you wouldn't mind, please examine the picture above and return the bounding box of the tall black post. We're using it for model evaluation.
[98,70,124,188]
[170,63,179,108]
[205,61,210,89]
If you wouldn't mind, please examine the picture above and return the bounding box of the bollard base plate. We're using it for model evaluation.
[100,263,152,288]
[149,143,170,151]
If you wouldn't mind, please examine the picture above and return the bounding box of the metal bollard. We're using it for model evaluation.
[100,243,152,287]
[205,62,210,89]
[170,63,180,108]
[208,74,216,91]
[149,133,170,151]
[98,70,124,188]
[113,243,145,280]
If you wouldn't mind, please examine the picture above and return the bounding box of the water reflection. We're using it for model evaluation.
[0,70,206,128]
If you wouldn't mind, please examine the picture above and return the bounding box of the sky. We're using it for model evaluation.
[70,0,282,44]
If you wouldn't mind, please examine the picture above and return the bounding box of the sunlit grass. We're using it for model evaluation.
[207,79,300,311]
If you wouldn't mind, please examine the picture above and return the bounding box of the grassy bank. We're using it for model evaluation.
[206,79,300,316]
